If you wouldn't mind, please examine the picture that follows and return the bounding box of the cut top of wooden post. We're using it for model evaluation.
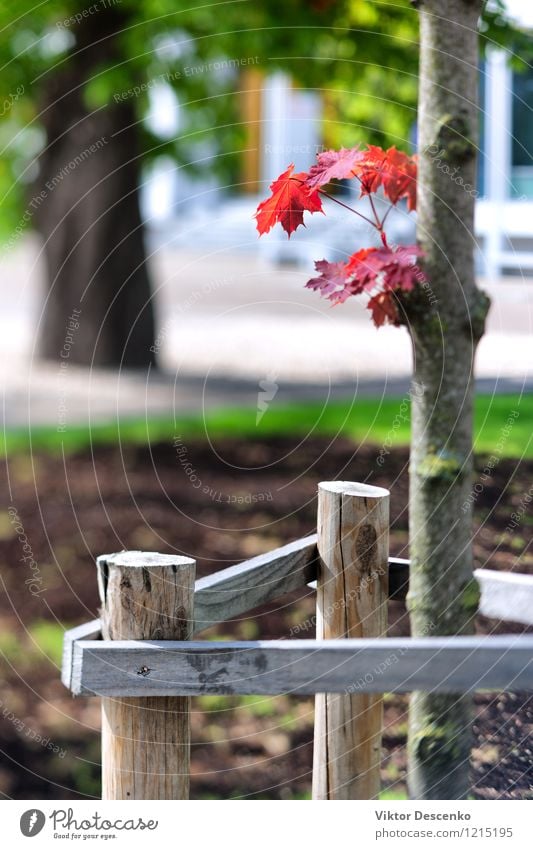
[317,481,390,640]
[96,551,196,641]
[319,481,390,499]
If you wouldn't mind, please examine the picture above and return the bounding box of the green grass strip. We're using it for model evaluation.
[1,393,530,458]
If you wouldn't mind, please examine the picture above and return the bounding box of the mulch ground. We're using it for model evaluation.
[0,434,531,799]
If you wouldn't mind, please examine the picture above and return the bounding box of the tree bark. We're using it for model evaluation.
[405,0,490,799]
[35,9,156,367]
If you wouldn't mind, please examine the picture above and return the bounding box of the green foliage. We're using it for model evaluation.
[480,0,533,70]
[0,0,527,239]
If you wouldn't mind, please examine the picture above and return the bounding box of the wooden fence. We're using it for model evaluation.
[61,481,533,800]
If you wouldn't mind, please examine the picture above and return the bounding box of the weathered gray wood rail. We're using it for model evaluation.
[60,550,409,692]
[63,541,533,697]
[192,534,319,632]
[67,635,533,697]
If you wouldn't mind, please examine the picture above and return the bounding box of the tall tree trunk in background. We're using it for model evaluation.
[35,9,155,367]
[405,0,490,799]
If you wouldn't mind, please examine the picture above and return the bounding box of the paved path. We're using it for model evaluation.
[1,237,532,428]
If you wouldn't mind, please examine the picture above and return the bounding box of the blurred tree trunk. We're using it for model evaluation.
[35,9,155,367]
[405,0,490,799]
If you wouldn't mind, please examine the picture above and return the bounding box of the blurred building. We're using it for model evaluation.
[478,43,533,278]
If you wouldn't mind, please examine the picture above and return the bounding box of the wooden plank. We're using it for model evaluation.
[97,551,195,800]
[70,635,533,697]
[313,481,389,800]
[61,562,533,688]
[193,535,318,634]
[476,568,533,626]
[192,540,407,633]
[61,619,100,690]
[61,558,533,694]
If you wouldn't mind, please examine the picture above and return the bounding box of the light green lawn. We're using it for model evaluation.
[1,393,530,458]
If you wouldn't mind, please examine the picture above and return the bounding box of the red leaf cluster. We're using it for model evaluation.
[356,145,418,211]
[254,143,421,328]
[306,245,422,326]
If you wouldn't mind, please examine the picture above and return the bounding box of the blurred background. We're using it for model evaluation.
[0,0,532,801]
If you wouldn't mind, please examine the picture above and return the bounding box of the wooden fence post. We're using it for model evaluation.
[312,482,390,800]
[96,551,195,800]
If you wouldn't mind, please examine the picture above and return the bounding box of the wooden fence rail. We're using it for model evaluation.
[62,558,533,694]
[68,635,533,697]
[61,480,533,801]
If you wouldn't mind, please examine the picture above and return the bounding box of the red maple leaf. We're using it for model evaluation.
[305,245,422,314]
[345,247,385,292]
[352,145,387,196]
[254,164,323,237]
[357,146,418,210]
[367,291,401,327]
[305,259,351,298]
[379,147,417,210]
[381,245,423,289]
[304,144,417,209]
[346,245,422,292]
[305,147,365,189]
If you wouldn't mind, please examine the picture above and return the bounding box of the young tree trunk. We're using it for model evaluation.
[405,0,490,799]
[35,9,156,368]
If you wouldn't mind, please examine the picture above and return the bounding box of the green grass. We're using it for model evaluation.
[380,788,408,800]
[0,621,65,669]
[0,631,24,663]
[1,393,531,458]
[28,621,64,666]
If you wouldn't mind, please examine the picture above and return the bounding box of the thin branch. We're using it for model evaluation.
[381,203,394,229]
[367,191,383,231]
[317,188,376,228]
